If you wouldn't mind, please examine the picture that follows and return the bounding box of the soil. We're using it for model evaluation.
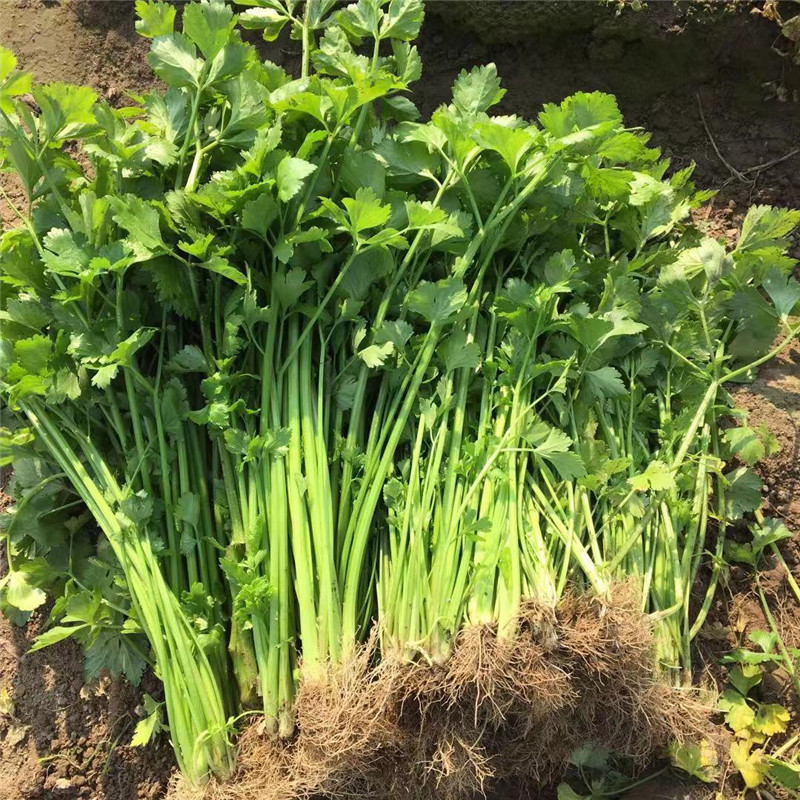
[0,607,174,800]
[1,2,799,799]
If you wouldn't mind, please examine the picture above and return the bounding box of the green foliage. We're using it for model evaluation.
[719,659,793,790]
[669,740,719,783]
[131,693,166,746]
[557,742,659,799]
[1,0,798,789]
[672,654,797,794]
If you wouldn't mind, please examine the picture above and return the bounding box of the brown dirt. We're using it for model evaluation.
[692,339,800,658]
[0,607,173,800]
[698,340,800,733]
[1,2,799,799]
[735,341,800,534]
[0,0,153,100]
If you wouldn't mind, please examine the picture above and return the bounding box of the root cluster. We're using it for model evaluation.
[196,590,711,800]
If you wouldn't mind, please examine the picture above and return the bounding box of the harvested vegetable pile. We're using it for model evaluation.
[1,0,798,797]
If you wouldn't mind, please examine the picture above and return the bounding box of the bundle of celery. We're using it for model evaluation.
[1,0,798,791]
[375,88,800,682]
[0,0,465,779]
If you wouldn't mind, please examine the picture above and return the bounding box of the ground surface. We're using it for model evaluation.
[1,2,799,799]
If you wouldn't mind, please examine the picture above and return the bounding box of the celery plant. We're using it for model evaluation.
[1,0,798,787]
